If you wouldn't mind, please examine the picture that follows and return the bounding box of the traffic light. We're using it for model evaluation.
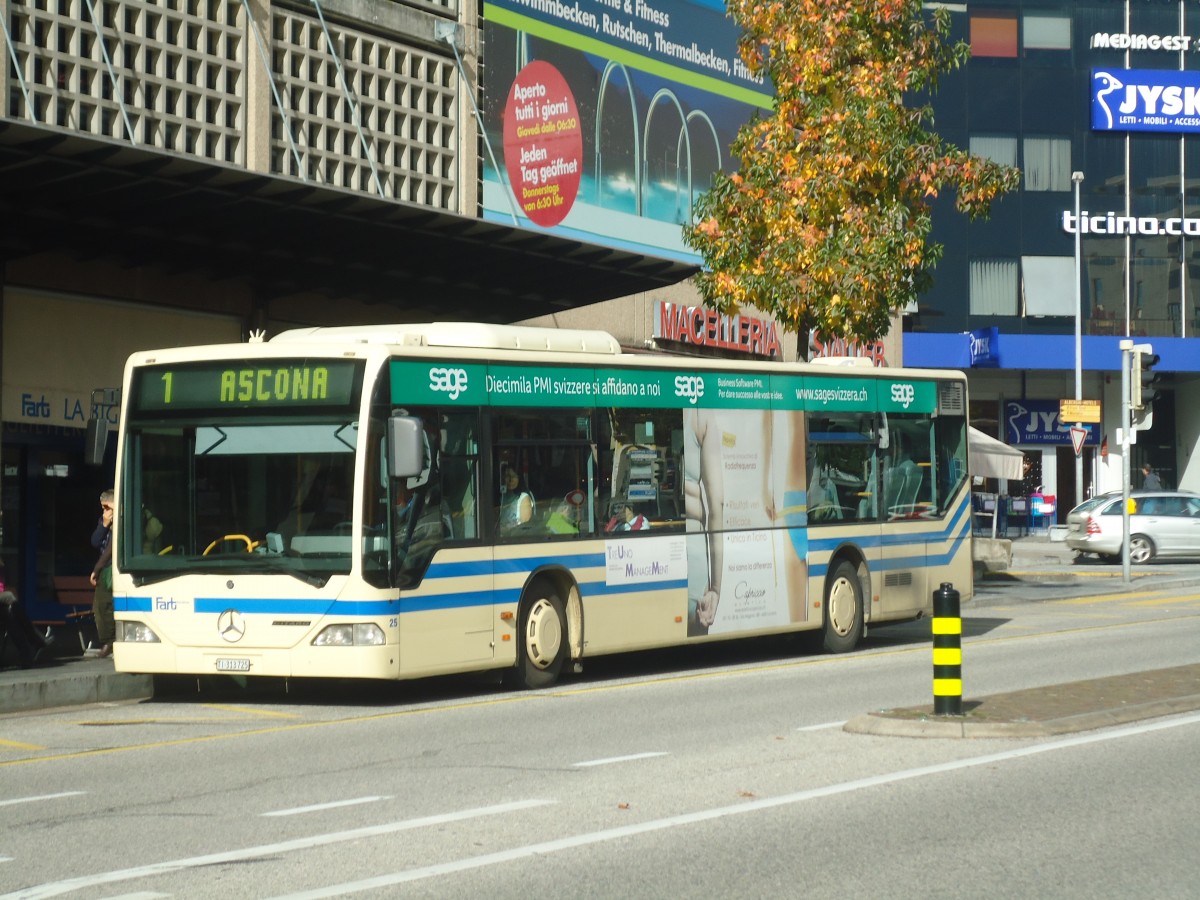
[1131,343,1161,431]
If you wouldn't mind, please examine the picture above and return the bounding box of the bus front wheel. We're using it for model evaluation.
[507,584,567,689]
[822,559,863,653]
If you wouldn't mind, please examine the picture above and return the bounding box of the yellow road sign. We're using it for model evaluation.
[1060,399,1101,423]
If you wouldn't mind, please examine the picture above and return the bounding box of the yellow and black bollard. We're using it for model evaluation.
[932,582,962,716]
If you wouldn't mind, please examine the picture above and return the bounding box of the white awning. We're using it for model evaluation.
[968,426,1025,480]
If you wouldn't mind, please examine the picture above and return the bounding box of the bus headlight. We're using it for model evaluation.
[116,621,160,643]
[312,624,385,646]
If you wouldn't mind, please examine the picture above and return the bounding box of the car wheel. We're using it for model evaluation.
[1129,534,1155,565]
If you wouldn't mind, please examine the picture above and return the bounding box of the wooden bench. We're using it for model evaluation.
[47,575,96,651]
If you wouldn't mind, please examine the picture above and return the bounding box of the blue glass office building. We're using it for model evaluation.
[905,1,1200,511]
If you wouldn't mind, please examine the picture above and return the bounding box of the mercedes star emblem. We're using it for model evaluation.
[217,609,246,643]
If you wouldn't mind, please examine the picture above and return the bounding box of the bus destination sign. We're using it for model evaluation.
[133,360,361,412]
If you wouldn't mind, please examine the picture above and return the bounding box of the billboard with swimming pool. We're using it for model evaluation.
[482,0,772,262]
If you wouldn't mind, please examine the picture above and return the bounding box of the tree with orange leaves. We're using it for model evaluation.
[683,0,1020,349]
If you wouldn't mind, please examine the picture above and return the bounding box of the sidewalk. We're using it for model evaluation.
[975,532,1200,605]
[0,653,152,715]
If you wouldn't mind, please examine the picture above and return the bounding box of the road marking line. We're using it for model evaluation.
[266,711,1200,900]
[203,704,304,719]
[263,796,392,817]
[1061,590,1200,605]
[573,752,667,767]
[1131,595,1200,607]
[0,738,44,751]
[0,791,85,808]
[1,799,554,900]
[796,721,846,732]
[0,694,540,769]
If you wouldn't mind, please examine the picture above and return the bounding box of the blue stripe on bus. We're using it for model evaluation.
[118,578,686,617]
[581,578,688,596]
[419,551,606,580]
[117,497,969,616]
[808,500,972,578]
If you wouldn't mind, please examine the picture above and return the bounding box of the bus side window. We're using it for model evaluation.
[806,413,874,523]
[440,410,481,540]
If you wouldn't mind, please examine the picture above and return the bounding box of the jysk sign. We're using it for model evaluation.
[1005,400,1099,446]
[969,327,999,368]
[1091,68,1200,134]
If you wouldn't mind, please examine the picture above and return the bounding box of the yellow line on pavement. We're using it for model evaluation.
[0,737,45,751]
[1131,594,1200,607]
[1005,570,1153,580]
[1060,589,1200,605]
[0,694,538,768]
[202,703,304,719]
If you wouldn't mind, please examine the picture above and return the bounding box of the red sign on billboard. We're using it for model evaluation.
[503,61,583,228]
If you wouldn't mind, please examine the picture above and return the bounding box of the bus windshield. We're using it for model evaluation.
[118,360,364,585]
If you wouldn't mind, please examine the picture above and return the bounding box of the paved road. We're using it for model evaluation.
[3,536,1200,731]
[2,594,1198,899]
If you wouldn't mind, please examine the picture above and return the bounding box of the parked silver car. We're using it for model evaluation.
[1066,490,1200,563]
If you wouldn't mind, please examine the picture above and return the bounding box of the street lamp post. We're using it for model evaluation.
[1073,170,1085,509]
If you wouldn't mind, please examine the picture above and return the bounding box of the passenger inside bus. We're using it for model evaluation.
[546,492,584,534]
[605,502,651,532]
[807,465,843,520]
[498,466,535,533]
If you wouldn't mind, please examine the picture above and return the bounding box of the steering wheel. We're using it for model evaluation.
[203,534,260,555]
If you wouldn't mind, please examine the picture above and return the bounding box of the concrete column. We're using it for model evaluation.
[457,0,481,216]
[244,0,274,174]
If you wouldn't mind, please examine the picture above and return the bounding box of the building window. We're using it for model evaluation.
[1021,256,1075,317]
[970,135,1018,169]
[970,259,1018,316]
[970,14,1018,58]
[1023,137,1072,191]
[1023,15,1071,51]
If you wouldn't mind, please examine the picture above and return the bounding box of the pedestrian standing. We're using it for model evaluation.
[89,489,115,658]
[1141,464,1163,491]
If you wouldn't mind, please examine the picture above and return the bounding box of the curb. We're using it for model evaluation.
[844,690,1200,740]
[0,668,153,715]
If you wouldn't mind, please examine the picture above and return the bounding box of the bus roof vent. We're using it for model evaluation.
[269,322,621,355]
[808,356,876,368]
[419,322,622,354]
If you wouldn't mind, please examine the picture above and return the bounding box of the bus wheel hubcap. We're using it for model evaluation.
[525,598,562,669]
[828,579,856,636]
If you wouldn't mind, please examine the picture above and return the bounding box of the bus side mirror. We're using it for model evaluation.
[388,416,425,479]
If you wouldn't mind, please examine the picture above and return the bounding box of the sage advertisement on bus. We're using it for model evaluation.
[482,0,772,261]
[393,360,938,413]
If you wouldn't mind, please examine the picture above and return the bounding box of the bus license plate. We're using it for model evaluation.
[216,658,251,672]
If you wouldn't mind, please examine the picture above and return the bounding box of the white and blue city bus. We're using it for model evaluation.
[112,322,972,687]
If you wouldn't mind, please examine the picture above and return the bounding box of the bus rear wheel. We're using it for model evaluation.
[823,559,863,653]
[507,584,567,690]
